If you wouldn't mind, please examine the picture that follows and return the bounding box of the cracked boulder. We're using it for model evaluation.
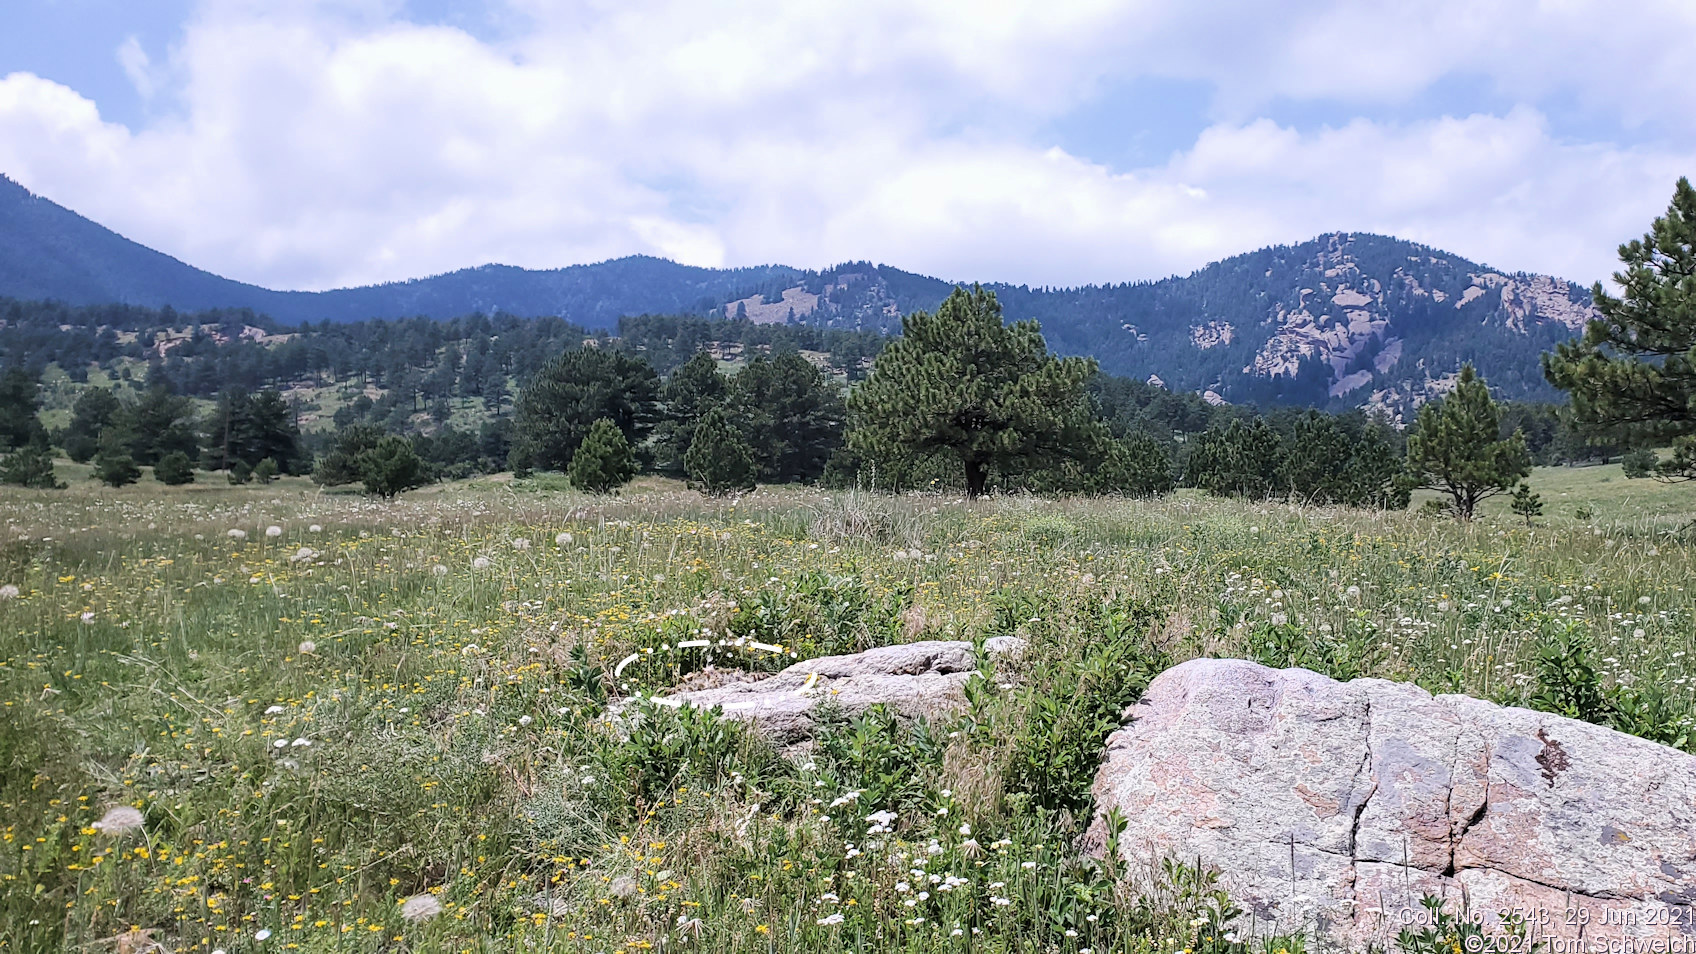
[1085,658,1696,948]
[639,639,1006,745]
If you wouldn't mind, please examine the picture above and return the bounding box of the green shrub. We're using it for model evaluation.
[567,417,637,494]
[1622,447,1658,478]
[252,456,279,483]
[685,406,756,496]
[1527,623,1610,724]
[152,450,195,485]
[1004,601,1170,814]
[0,443,63,489]
[92,430,140,487]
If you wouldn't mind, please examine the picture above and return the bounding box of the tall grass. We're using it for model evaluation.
[1,471,1693,951]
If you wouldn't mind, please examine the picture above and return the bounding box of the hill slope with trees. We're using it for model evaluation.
[1,174,1595,411]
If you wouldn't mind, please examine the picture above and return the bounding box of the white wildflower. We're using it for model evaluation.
[472,556,491,570]
[400,893,443,922]
[556,532,574,546]
[0,584,18,599]
[308,524,323,533]
[265,525,283,538]
[297,641,315,654]
[433,564,449,577]
[512,538,531,550]
[93,806,144,834]
[228,529,247,540]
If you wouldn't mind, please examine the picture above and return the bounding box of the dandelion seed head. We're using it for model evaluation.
[0,584,18,599]
[297,641,316,654]
[93,806,144,834]
[400,893,443,922]
[265,525,283,538]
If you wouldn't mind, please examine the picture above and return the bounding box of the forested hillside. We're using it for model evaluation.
[0,176,1596,414]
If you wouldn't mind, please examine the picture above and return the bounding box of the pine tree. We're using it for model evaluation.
[313,424,384,487]
[252,457,279,484]
[355,436,430,497]
[727,352,844,483]
[0,443,64,489]
[653,351,727,476]
[1622,447,1658,478]
[153,451,196,485]
[567,418,637,494]
[685,406,756,497]
[1510,481,1543,525]
[1185,417,1284,499]
[93,429,141,487]
[1545,177,1696,479]
[62,387,119,463]
[512,348,659,472]
[1404,365,1531,519]
[0,367,47,452]
[845,286,1096,498]
[227,460,253,485]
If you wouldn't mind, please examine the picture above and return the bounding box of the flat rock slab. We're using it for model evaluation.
[644,640,985,744]
[1086,658,1696,948]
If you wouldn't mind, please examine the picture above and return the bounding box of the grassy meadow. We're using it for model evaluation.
[3,462,1696,953]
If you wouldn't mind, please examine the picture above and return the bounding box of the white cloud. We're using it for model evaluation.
[0,0,1690,293]
[116,37,159,101]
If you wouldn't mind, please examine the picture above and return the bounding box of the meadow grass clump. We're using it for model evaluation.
[0,468,1694,951]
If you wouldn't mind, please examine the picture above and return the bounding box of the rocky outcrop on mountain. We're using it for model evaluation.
[630,638,1024,744]
[1086,658,1696,949]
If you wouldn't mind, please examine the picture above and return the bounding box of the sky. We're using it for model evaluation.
[0,0,1691,293]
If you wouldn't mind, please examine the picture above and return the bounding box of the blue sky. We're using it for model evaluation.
[1,0,1691,292]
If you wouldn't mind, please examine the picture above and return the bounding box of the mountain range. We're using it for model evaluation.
[0,173,1597,411]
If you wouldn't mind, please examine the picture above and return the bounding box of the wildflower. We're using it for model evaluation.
[401,893,443,922]
[959,839,982,858]
[740,898,759,914]
[1270,612,1288,626]
[677,916,704,938]
[291,547,315,563]
[472,556,491,570]
[265,526,283,538]
[433,565,449,577]
[255,929,272,941]
[0,584,17,599]
[817,913,845,926]
[273,739,288,749]
[93,806,144,834]
[308,524,323,533]
[1346,585,1361,598]
[1640,596,1653,605]
[556,532,574,546]
[80,611,95,624]
[297,641,316,654]
[513,538,531,550]
[228,529,247,540]
[611,875,638,899]
[518,716,533,727]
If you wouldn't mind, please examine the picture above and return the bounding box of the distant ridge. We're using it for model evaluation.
[0,175,799,326]
[0,173,1597,410]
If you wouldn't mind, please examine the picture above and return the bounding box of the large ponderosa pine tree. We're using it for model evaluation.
[1403,364,1530,519]
[845,286,1095,498]
[1545,177,1696,479]
[512,347,659,472]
